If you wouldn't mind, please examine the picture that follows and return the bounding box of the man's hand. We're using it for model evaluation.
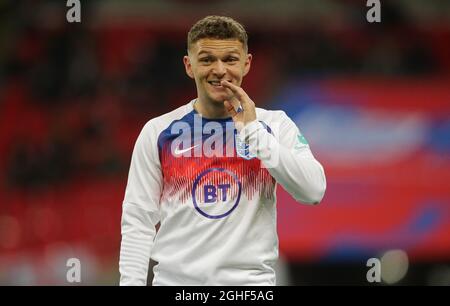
[221,80,257,131]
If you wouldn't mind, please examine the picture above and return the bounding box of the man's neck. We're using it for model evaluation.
[194,97,238,119]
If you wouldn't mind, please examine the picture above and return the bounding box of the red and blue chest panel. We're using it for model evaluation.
[157,111,275,218]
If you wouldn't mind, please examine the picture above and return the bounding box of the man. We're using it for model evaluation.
[119,15,326,286]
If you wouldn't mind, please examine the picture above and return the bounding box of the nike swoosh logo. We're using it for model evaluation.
[173,145,199,156]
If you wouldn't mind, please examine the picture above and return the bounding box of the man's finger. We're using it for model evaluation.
[221,80,253,111]
[228,94,241,108]
[221,80,246,99]
[224,100,238,118]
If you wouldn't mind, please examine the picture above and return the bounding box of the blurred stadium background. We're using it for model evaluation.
[0,0,449,285]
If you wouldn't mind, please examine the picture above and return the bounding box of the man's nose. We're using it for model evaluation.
[212,60,226,77]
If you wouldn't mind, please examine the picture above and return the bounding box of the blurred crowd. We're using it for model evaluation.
[0,0,449,285]
[0,0,448,190]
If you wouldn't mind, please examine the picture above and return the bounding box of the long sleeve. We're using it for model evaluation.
[239,112,326,204]
[119,121,162,285]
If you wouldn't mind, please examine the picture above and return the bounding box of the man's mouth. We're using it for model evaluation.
[207,80,231,88]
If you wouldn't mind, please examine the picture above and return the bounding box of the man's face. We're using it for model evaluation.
[184,38,252,104]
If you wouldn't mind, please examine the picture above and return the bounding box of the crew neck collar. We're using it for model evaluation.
[191,99,234,122]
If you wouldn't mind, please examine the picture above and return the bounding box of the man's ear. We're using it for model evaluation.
[183,55,194,79]
[243,53,252,77]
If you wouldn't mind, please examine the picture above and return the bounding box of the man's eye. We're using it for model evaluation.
[225,57,238,62]
[200,57,212,63]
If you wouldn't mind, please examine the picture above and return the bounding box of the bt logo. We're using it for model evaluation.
[192,168,242,219]
[204,184,231,203]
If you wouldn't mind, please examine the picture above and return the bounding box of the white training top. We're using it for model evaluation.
[119,100,326,286]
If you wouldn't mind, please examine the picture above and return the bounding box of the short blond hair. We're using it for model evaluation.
[187,16,248,53]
